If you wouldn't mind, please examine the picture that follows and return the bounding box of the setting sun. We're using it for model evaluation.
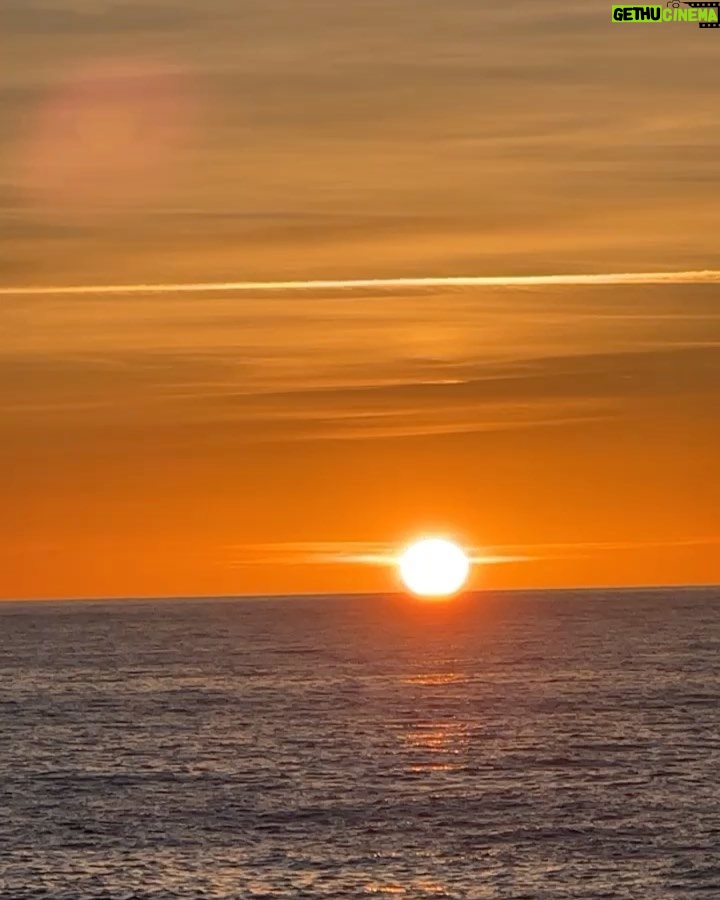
[398,538,471,598]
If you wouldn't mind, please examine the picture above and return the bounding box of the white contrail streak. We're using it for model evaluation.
[1,270,720,297]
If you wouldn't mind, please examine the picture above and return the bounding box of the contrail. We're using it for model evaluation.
[1,270,720,297]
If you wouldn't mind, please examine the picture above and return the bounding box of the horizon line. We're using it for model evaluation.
[1,583,718,604]
[3,269,720,297]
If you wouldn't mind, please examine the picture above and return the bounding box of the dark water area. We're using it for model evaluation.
[1,588,719,898]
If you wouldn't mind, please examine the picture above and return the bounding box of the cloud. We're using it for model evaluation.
[3,0,720,288]
[223,539,525,568]
[2,342,717,445]
[3,269,720,296]
[490,537,720,561]
[224,535,720,569]
[0,1,202,36]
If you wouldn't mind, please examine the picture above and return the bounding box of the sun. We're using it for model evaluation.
[398,537,470,598]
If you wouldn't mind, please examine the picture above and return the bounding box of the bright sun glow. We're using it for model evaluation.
[398,538,470,598]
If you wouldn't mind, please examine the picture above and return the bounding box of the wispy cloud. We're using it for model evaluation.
[224,540,528,568]
[224,536,720,569]
[3,270,720,297]
[490,537,720,561]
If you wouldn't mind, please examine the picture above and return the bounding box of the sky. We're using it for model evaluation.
[2,0,719,599]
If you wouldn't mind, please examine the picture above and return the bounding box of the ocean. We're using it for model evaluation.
[1,588,719,899]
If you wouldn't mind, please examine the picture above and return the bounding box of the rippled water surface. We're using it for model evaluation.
[2,588,720,898]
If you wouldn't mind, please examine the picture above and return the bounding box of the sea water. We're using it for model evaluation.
[1,588,719,898]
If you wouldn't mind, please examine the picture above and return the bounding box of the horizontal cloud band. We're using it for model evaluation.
[2,270,720,296]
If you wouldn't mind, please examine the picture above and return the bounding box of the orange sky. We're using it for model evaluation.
[1,1,719,598]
